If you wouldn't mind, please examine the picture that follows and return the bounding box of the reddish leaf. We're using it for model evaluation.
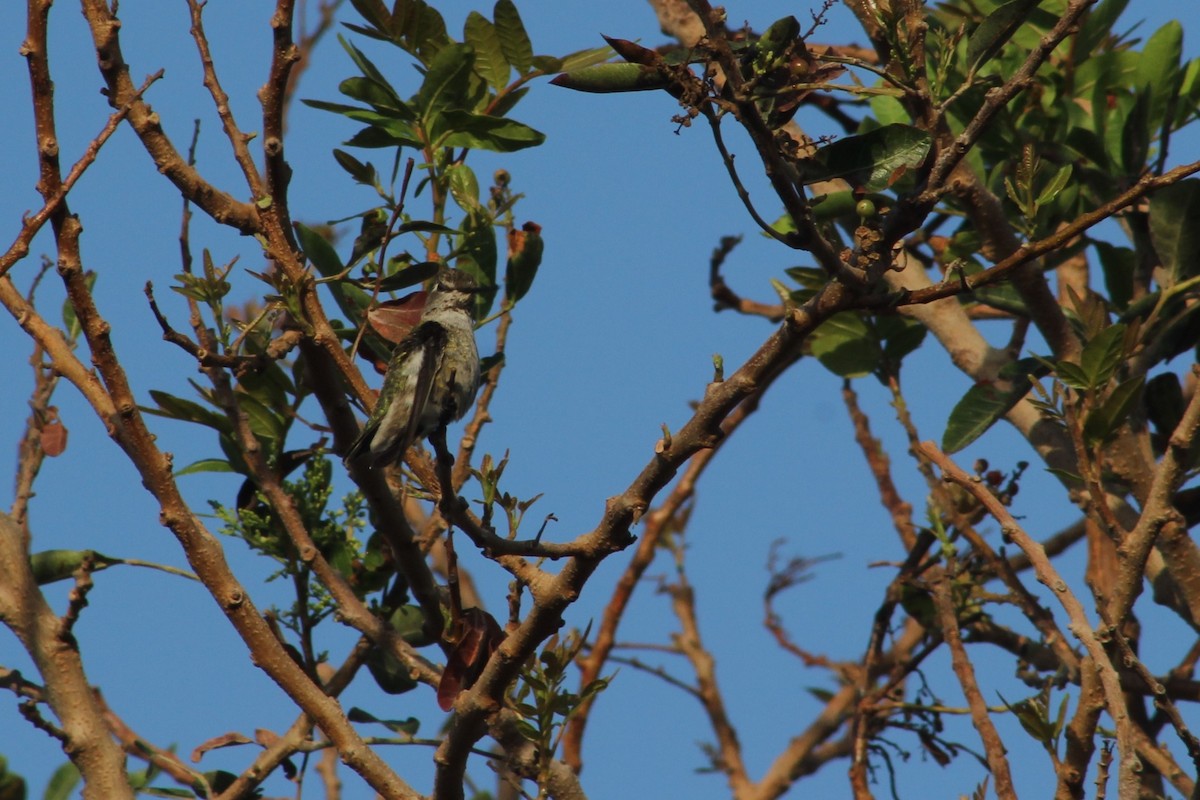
[40,406,68,457]
[191,731,253,762]
[255,729,281,747]
[436,608,505,711]
[601,35,662,66]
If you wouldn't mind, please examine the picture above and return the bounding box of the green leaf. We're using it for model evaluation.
[1078,323,1126,389]
[972,283,1030,316]
[144,390,230,433]
[942,358,1046,453]
[337,36,406,111]
[30,550,119,584]
[332,149,377,186]
[344,122,423,149]
[396,220,458,235]
[1084,376,1144,446]
[295,222,344,276]
[237,392,284,443]
[810,312,878,378]
[364,647,420,694]
[43,762,80,800]
[1149,178,1200,286]
[416,43,475,116]
[347,707,421,735]
[966,0,1043,73]
[447,163,481,211]
[493,0,534,74]
[458,210,499,317]
[390,604,435,646]
[1036,164,1073,208]
[175,458,235,477]
[549,63,672,93]
[464,12,509,90]
[1094,240,1135,310]
[1077,0,1130,56]
[1054,361,1092,390]
[878,315,927,365]
[1145,372,1183,436]
[1136,21,1183,131]
[338,75,405,114]
[1120,89,1151,174]
[0,756,24,800]
[437,110,546,152]
[505,223,544,304]
[559,44,616,73]
[61,271,96,342]
[373,260,440,292]
[794,124,932,192]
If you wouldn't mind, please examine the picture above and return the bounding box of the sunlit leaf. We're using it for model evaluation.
[493,0,533,74]
[464,11,509,90]
[175,458,235,477]
[549,63,672,93]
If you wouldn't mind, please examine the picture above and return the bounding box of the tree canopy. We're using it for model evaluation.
[3,1,1200,799]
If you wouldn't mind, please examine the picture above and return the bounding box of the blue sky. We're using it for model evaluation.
[1,2,1198,798]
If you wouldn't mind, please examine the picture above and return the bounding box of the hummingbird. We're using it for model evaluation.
[344,268,482,468]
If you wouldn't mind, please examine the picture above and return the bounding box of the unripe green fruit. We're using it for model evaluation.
[856,199,877,219]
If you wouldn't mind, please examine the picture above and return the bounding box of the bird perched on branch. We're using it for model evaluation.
[344,268,482,468]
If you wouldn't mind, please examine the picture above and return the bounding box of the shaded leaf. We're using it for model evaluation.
[794,124,932,192]
[1078,323,1126,389]
[332,148,377,186]
[144,390,230,433]
[295,222,344,276]
[338,76,410,117]
[438,608,505,710]
[1084,376,1144,446]
[1054,361,1092,390]
[1145,372,1183,436]
[810,312,877,378]
[364,644,420,695]
[1149,178,1200,286]
[415,43,474,116]
[1094,240,1135,310]
[967,0,1043,73]
[943,358,1047,453]
[348,707,421,736]
[438,110,545,152]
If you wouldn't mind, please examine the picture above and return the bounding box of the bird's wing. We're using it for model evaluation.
[342,321,447,468]
[401,320,449,455]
